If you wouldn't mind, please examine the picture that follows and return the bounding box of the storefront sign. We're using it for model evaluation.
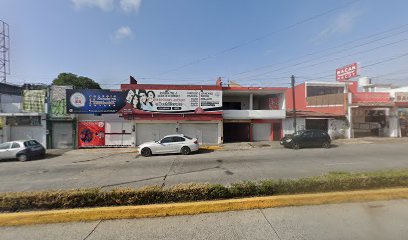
[50,85,72,118]
[66,89,128,114]
[336,63,358,82]
[122,89,222,114]
[395,92,408,102]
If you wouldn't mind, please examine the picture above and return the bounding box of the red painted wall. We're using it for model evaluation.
[285,83,346,115]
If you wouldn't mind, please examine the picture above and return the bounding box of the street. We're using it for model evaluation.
[1,199,408,240]
[0,141,407,192]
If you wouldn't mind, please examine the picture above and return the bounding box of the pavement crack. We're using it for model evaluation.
[161,158,178,188]
[83,220,102,240]
[260,209,282,240]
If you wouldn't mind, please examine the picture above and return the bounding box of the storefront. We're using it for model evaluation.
[395,92,408,137]
[67,85,223,147]
[351,107,393,137]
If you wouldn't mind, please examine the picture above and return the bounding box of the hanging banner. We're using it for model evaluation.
[50,85,72,118]
[22,90,46,113]
[77,121,105,147]
[66,89,222,114]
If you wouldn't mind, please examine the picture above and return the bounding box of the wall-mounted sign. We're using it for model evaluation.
[395,92,408,102]
[66,89,128,114]
[66,89,223,114]
[336,63,358,82]
[122,89,222,114]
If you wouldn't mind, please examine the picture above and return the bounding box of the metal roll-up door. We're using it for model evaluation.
[52,122,73,149]
[11,126,45,146]
[136,123,177,145]
[179,123,218,144]
[253,123,271,141]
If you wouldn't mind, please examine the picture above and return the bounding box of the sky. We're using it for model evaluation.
[2,0,408,88]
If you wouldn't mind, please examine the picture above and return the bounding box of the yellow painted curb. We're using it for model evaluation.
[1,187,408,226]
[199,146,224,150]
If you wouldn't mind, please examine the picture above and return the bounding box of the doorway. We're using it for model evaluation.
[272,122,282,141]
[223,122,250,142]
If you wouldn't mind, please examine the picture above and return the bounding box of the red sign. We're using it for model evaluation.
[78,121,105,147]
[336,63,358,81]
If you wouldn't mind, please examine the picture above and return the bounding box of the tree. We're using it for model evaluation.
[52,73,101,89]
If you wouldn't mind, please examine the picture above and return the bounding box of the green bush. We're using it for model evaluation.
[1,169,408,212]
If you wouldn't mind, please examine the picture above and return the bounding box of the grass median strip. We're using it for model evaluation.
[1,188,408,226]
[1,169,408,213]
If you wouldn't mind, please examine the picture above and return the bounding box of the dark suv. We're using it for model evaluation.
[280,129,331,149]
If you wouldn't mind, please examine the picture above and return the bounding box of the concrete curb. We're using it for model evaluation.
[1,187,407,226]
[199,146,224,151]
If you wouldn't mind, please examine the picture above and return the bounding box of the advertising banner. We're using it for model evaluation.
[122,89,222,114]
[77,121,105,147]
[22,90,46,113]
[50,85,72,119]
[66,89,128,114]
[67,89,222,114]
[336,63,358,82]
[395,92,408,102]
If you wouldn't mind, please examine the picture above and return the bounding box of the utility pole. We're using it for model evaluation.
[291,75,297,134]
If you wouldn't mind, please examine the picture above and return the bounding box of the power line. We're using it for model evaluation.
[232,22,408,78]
[235,28,408,80]
[153,0,361,77]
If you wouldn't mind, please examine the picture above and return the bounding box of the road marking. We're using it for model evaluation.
[325,162,366,166]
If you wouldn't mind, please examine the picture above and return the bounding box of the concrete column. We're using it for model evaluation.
[249,94,253,110]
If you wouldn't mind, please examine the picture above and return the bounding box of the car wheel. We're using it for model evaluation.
[291,142,300,150]
[322,142,331,149]
[141,148,152,157]
[181,146,191,155]
[18,154,28,162]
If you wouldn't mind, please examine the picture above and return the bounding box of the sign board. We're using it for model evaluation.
[336,63,358,82]
[66,89,128,114]
[50,85,72,119]
[122,89,222,114]
[66,89,222,114]
[78,121,105,147]
[395,92,408,102]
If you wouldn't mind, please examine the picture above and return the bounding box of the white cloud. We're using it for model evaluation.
[120,0,142,13]
[72,0,115,11]
[314,8,362,41]
[113,26,133,40]
[71,0,142,13]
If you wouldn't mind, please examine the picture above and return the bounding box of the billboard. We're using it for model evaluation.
[66,89,222,114]
[336,63,358,82]
[50,85,72,119]
[121,89,222,114]
[66,89,128,114]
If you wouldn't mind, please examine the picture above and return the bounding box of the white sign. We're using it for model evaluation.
[125,89,222,113]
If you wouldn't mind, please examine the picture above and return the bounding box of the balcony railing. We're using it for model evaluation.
[306,93,345,106]
[222,110,286,119]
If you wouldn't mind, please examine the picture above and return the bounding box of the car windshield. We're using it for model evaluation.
[24,140,40,147]
[0,142,10,150]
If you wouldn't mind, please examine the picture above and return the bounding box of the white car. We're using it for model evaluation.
[0,140,46,162]
[138,134,199,157]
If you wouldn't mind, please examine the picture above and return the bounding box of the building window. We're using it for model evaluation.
[222,102,241,110]
[307,86,344,97]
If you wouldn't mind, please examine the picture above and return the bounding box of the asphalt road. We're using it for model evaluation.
[2,199,408,240]
[0,142,408,192]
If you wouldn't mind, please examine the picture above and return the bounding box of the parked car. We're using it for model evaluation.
[280,129,331,149]
[0,140,46,161]
[138,134,199,157]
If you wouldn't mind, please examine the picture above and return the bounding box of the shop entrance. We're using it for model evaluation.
[272,122,282,141]
[223,122,250,142]
[352,109,387,137]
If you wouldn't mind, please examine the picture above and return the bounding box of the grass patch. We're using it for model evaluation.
[1,169,408,212]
